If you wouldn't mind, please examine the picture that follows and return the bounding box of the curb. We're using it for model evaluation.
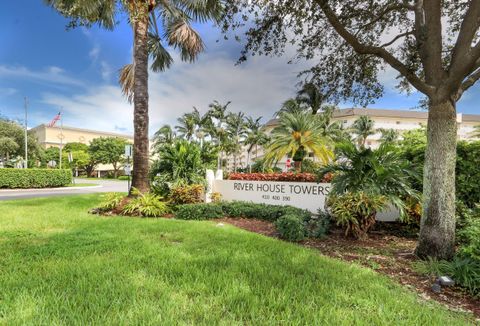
[0,185,102,192]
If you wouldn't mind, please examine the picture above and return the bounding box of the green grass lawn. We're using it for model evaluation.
[0,195,473,325]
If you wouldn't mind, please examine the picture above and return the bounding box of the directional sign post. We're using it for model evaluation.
[124,144,133,192]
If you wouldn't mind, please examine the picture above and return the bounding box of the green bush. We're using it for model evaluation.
[0,168,71,188]
[169,184,204,206]
[304,210,331,239]
[117,176,129,181]
[175,203,224,220]
[275,214,305,242]
[97,193,124,212]
[220,201,311,222]
[327,192,387,239]
[122,191,169,218]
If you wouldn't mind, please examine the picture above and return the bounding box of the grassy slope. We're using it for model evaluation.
[0,195,472,325]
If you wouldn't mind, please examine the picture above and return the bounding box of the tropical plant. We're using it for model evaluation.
[47,0,224,194]
[244,116,269,172]
[275,98,305,116]
[122,188,168,217]
[96,192,124,212]
[226,111,246,172]
[205,100,231,169]
[296,82,334,115]
[378,128,400,144]
[175,113,197,140]
[350,115,375,148]
[327,192,387,239]
[320,141,420,219]
[150,139,215,195]
[169,184,204,205]
[265,111,333,170]
[316,105,349,143]
[153,124,176,148]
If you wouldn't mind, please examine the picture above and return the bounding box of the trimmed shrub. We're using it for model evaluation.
[0,168,71,188]
[275,214,305,242]
[117,176,129,181]
[175,203,224,220]
[228,172,332,183]
[169,184,204,205]
[220,201,311,222]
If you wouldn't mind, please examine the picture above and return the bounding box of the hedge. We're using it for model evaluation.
[0,169,72,189]
[174,201,331,241]
[228,172,333,183]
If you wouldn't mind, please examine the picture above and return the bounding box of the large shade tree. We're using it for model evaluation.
[222,0,480,260]
[47,0,224,193]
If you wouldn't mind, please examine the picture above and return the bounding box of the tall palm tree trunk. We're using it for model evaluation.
[131,6,150,194]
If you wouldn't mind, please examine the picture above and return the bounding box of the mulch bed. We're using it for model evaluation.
[218,218,480,318]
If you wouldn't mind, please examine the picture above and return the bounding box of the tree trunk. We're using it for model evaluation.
[131,7,150,194]
[416,100,457,260]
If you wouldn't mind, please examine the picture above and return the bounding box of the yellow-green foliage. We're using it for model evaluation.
[327,192,387,239]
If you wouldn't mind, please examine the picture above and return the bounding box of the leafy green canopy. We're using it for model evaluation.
[0,119,42,164]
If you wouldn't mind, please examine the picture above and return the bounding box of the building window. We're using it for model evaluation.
[396,121,401,125]
[343,120,348,124]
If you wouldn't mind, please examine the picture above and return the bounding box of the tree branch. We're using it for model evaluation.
[450,1,480,75]
[380,30,415,47]
[457,65,480,100]
[353,3,414,34]
[314,0,433,96]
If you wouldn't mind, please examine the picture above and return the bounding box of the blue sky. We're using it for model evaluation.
[1,1,479,134]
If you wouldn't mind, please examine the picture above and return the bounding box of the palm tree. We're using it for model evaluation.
[350,115,375,147]
[175,113,196,140]
[316,105,349,143]
[244,116,269,172]
[472,125,480,139]
[226,112,246,172]
[275,98,305,117]
[47,0,223,193]
[153,124,176,150]
[265,112,333,171]
[205,101,231,170]
[378,128,399,144]
[296,82,325,115]
[320,140,420,219]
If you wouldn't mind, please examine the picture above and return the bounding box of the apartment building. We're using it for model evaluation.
[226,108,480,171]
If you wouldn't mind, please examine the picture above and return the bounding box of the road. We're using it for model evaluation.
[0,178,129,201]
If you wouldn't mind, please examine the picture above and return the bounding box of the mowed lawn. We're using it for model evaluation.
[0,195,473,325]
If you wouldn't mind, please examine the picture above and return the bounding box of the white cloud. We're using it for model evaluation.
[0,65,85,88]
[0,88,17,97]
[89,46,100,61]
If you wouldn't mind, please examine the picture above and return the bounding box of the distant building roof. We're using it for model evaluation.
[264,108,480,126]
[31,124,133,139]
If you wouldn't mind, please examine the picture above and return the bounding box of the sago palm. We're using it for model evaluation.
[265,112,333,170]
[320,140,420,219]
[46,0,224,193]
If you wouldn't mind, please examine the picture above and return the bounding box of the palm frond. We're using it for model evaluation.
[118,63,134,103]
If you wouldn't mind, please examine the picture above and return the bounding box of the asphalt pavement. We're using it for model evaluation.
[0,178,129,201]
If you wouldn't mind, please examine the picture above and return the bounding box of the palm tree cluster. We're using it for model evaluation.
[152,100,268,172]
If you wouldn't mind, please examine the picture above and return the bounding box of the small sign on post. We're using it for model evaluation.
[125,144,133,158]
[124,164,132,176]
[124,144,133,193]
